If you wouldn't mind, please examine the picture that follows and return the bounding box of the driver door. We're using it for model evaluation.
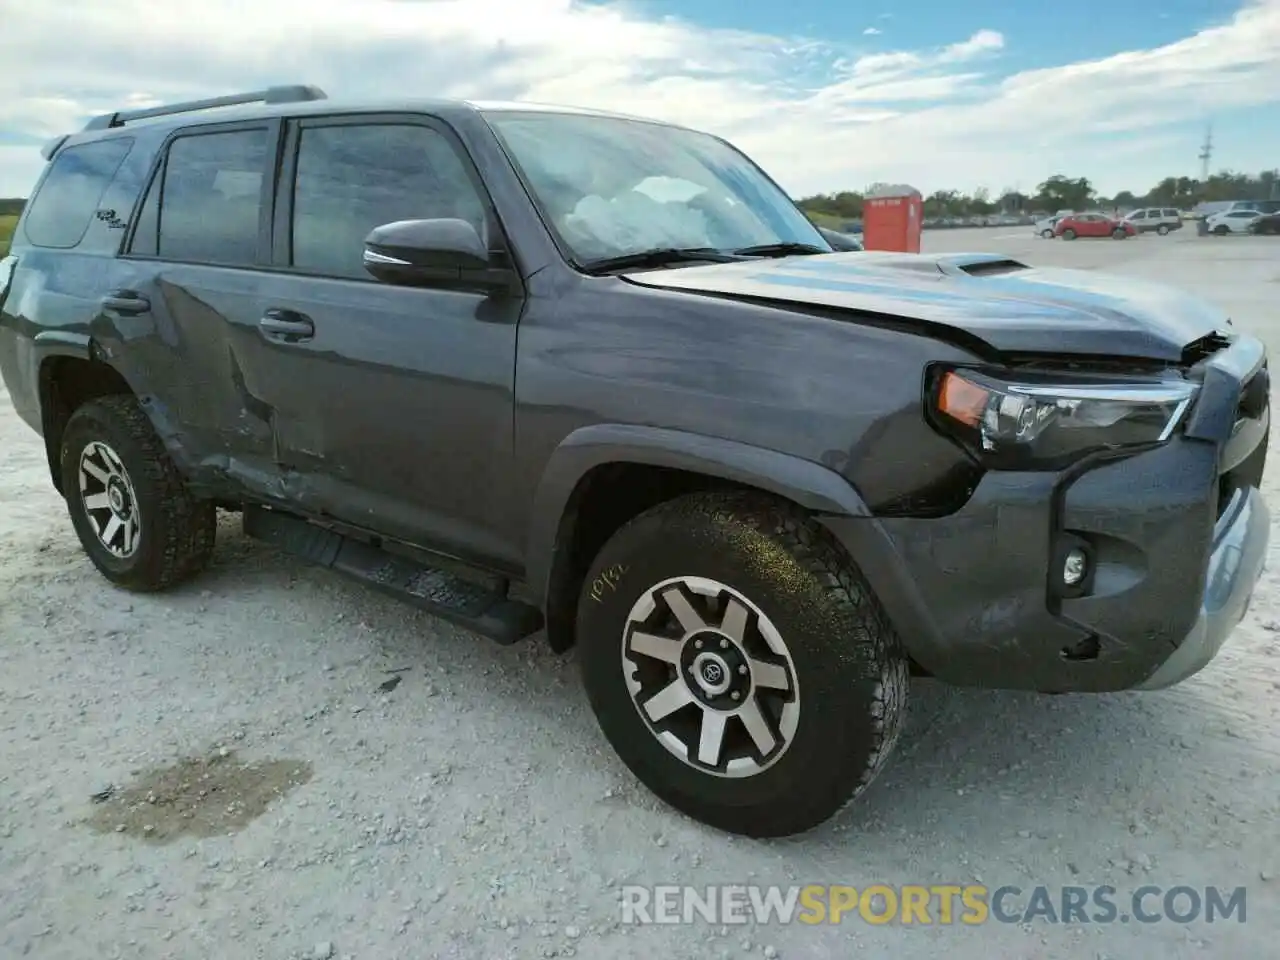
[231,113,525,570]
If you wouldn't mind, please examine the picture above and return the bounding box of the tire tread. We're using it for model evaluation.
[63,395,215,591]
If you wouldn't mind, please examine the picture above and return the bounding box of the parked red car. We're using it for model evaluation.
[1054,213,1135,240]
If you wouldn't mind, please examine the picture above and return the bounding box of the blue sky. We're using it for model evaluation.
[2,0,1279,199]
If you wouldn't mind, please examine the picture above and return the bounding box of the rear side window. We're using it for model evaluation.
[132,127,268,266]
[288,123,488,279]
[22,138,134,249]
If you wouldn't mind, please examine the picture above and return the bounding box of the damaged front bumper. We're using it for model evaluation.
[1134,484,1268,689]
[823,333,1271,694]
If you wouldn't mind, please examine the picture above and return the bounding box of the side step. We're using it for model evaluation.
[242,505,543,645]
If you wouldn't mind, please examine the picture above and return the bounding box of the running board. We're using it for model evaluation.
[242,505,542,645]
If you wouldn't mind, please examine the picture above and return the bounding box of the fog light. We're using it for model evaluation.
[1063,547,1088,586]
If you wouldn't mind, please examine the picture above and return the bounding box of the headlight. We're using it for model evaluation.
[930,367,1198,470]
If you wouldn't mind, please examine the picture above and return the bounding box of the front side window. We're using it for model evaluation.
[484,111,826,264]
[155,128,268,266]
[22,138,134,249]
[289,123,489,278]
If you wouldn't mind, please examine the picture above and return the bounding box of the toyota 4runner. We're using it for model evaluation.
[0,85,1270,838]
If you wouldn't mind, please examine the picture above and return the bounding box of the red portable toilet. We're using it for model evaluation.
[862,184,923,253]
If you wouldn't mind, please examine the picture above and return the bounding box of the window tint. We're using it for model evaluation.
[156,128,267,265]
[1164,209,1178,217]
[290,123,488,278]
[1130,211,1146,219]
[22,138,134,248]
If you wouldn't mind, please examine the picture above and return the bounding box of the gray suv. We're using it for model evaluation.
[0,85,1270,837]
[1124,207,1183,235]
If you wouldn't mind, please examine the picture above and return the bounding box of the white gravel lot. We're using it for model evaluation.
[2,227,1279,960]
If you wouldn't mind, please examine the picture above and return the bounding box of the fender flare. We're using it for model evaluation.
[33,329,94,363]
[524,422,872,608]
[32,332,95,491]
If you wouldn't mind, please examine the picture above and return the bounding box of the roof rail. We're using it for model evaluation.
[81,84,328,131]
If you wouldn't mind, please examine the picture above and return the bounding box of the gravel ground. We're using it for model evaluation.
[2,228,1279,960]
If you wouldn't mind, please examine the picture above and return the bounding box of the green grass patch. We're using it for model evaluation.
[0,214,17,257]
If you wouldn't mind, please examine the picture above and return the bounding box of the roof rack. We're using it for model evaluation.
[81,84,328,131]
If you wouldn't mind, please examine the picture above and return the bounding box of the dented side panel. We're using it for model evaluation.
[91,261,284,495]
[219,270,524,570]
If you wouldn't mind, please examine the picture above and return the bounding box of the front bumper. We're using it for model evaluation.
[1135,485,1268,689]
[821,334,1270,693]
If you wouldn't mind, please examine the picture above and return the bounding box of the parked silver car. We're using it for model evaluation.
[1124,208,1182,235]
[1033,215,1062,238]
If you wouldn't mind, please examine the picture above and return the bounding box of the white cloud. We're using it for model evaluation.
[1,0,1279,199]
[863,27,882,36]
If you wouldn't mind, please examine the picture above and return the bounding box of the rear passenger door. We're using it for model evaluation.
[238,114,524,570]
[119,120,282,489]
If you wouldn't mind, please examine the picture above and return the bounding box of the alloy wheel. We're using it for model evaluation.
[621,575,799,778]
[78,440,142,558]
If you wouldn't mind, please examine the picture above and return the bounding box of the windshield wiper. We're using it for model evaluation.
[579,247,742,275]
[731,241,830,257]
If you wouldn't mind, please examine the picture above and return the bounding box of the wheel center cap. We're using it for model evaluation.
[692,652,732,696]
[108,486,125,513]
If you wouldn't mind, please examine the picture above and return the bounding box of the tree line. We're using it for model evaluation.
[799,170,1280,221]
[0,198,25,217]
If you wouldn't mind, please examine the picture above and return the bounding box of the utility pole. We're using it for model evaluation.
[1198,123,1213,184]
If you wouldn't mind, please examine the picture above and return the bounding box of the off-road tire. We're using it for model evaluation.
[576,491,909,838]
[60,395,216,591]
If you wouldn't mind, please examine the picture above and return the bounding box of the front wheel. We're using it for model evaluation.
[1061,228,1076,240]
[576,492,909,838]
[60,395,216,591]
[1157,224,1170,236]
[1214,225,1229,236]
[1040,229,1054,238]
[1112,227,1128,239]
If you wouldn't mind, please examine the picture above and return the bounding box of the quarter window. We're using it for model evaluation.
[22,138,134,249]
[289,123,488,278]
[149,128,268,265]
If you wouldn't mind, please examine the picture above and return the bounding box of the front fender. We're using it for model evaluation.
[524,422,872,606]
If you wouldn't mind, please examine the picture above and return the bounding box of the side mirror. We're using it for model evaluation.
[362,218,497,287]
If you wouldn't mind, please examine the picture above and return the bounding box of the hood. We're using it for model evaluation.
[621,250,1229,362]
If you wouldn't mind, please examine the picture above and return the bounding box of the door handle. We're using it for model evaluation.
[100,290,150,315]
[259,308,314,341]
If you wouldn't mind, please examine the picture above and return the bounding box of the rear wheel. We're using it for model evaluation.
[1156,224,1170,236]
[60,395,216,591]
[576,491,909,838]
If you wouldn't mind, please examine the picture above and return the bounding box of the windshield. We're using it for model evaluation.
[484,111,828,264]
